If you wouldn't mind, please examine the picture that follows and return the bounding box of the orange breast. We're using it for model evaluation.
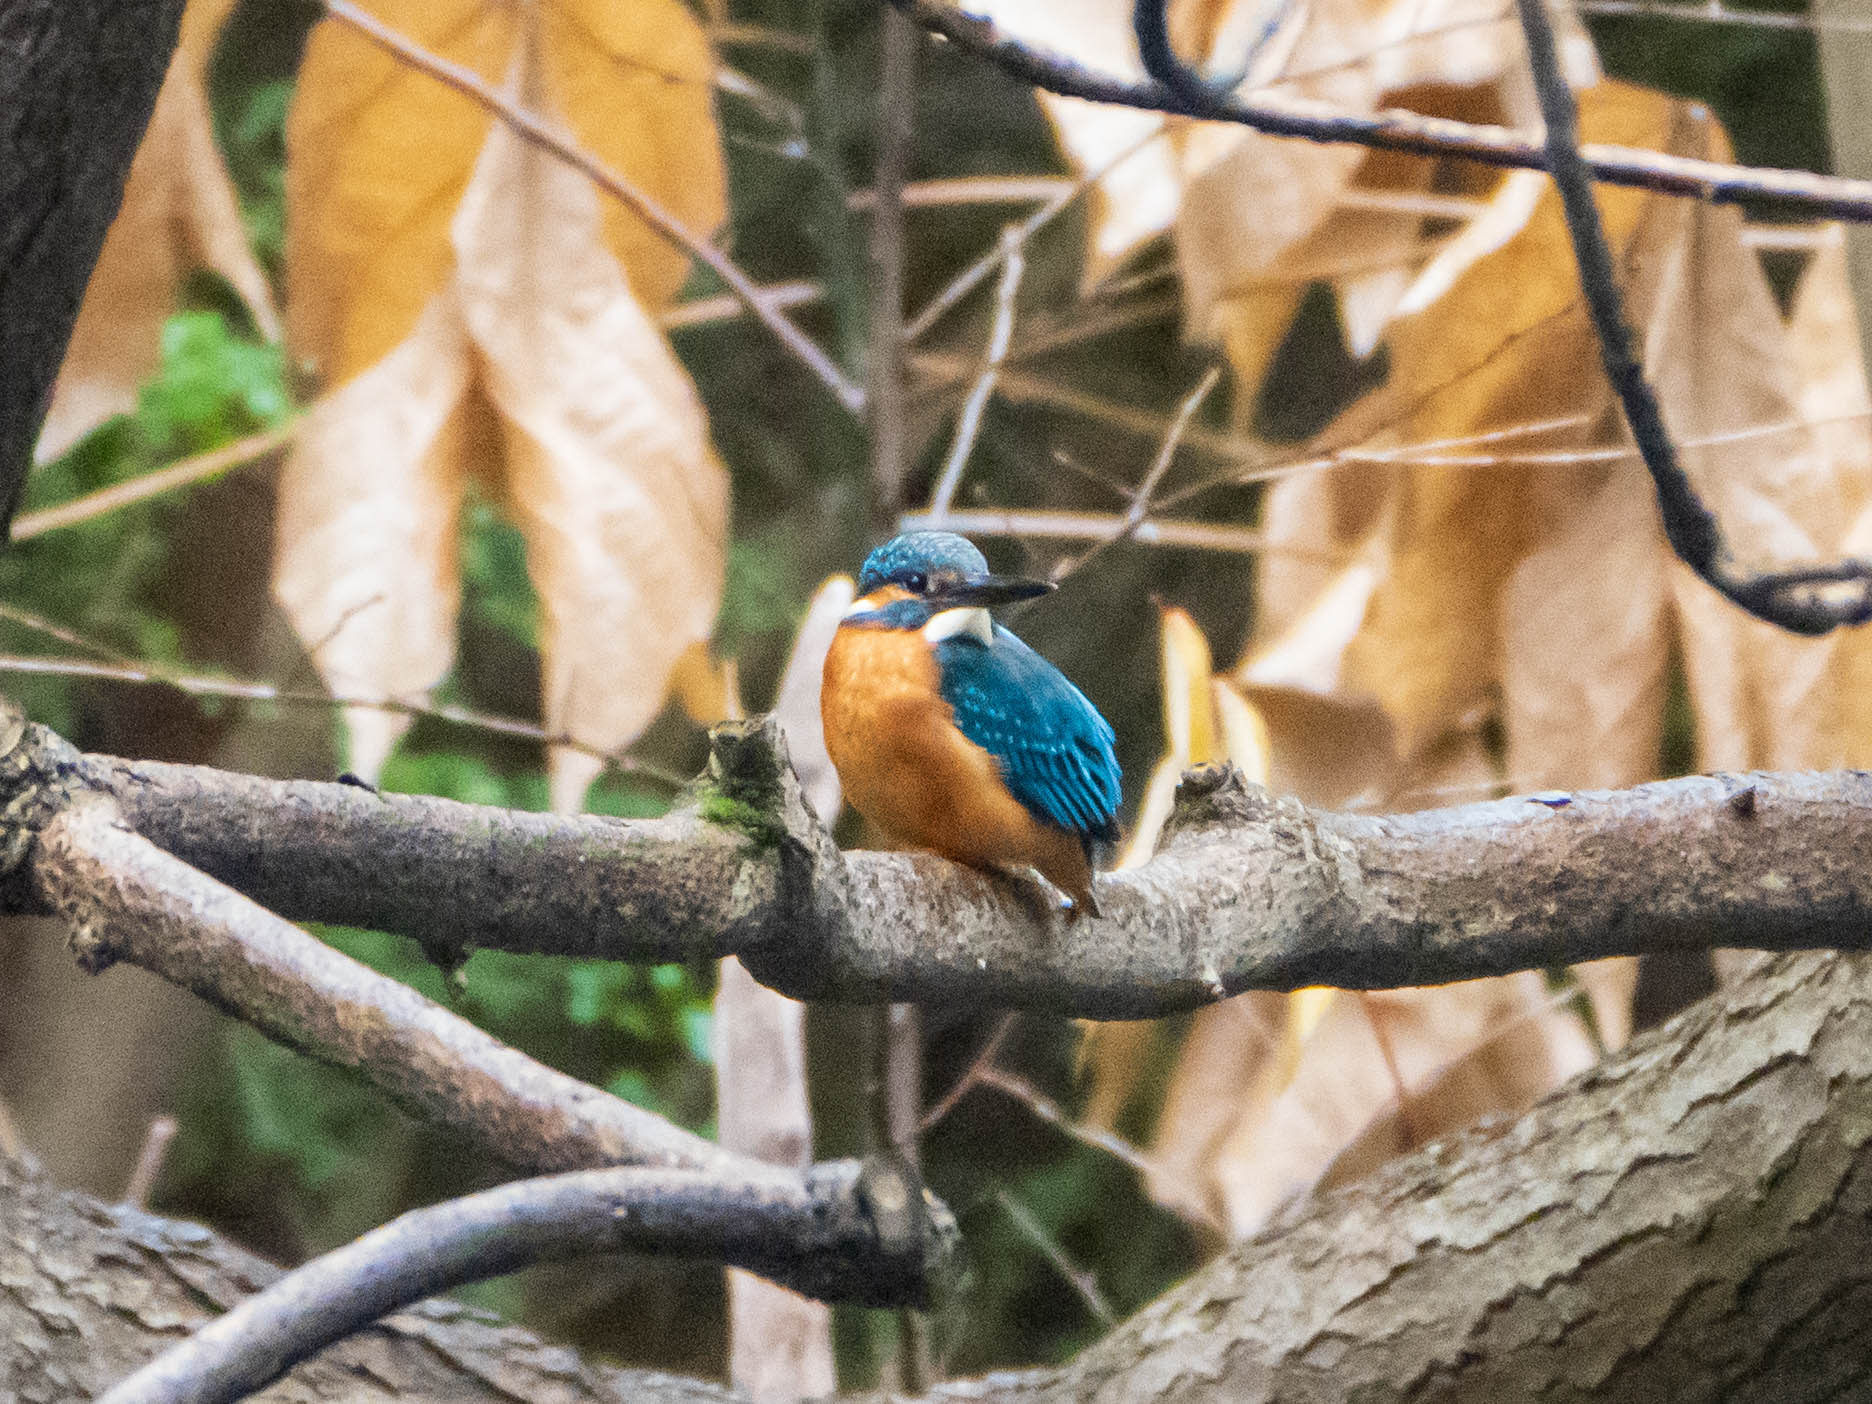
[821,624,1092,907]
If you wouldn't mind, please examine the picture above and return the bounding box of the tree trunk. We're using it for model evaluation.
[997,950,1872,1403]
[0,1150,744,1403]
[11,952,1872,1402]
[0,0,185,527]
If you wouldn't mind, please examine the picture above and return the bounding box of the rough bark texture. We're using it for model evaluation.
[0,0,184,526]
[981,950,1872,1403]
[30,717,1872,1016]
[105,1163,940,1404]
[0,1152,743,1404]
[15,953,1872,1401]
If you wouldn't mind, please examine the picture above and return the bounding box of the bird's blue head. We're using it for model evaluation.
[855,531,1053,609]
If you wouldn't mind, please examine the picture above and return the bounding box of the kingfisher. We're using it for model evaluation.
[821,531,1121,917]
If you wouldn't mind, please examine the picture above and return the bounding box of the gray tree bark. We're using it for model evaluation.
[0,1150,741,1404]
[0,0,184,528]
[16,950,1872,1402]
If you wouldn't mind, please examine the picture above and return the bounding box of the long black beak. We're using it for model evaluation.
[939,574,1055,607]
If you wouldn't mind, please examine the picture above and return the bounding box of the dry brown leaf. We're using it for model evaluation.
[287,0,721,382]
[1795,234,1872,765]
[37,0,280,462]
[1636,149,1857,773]
[276,1,729,793]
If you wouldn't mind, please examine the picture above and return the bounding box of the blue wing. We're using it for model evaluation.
[935,625,1121,842]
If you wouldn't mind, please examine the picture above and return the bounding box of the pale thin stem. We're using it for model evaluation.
[120,1115,178,1211]
[1048,364,1227,583]
[917,1012,1018,1136]
[976,1065,1226,1233]
[897,508,1291,556]
[904,127,1166,344]
[927,228,1026,523]
[994,1187,1117,1327]
[0,654,688,789]
[12,424,296,542]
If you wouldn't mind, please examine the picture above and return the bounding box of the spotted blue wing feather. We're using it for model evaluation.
[934,625,1121,845]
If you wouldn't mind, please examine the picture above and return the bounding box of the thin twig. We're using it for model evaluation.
[12,425,296,542]
[848,175,1077,209]
[1515,0,1872,634]
[323,0,865,414]
[898,508,1285,555]
[120,1115,178,1211]
[0,604,134,662]
[0,654,688,789]
[993,1187,1117,1326]
[976,1065,1226,1233]
[660,280,823,332]
[1049,364,1227,585]
[1577,0,1872,32]
[887,0,1872,222]
[927,228,1026,522]
[904,127,1165,344]
[918,1012,1018,1136]
[97,1161,943,1404]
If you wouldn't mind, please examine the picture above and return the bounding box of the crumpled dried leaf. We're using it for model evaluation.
[1796,234,1872,766]
[36,0,280,462]
[980,0,1597,400]
[1231,974,1595,1231]
[1638,129,1855,774]
[276,0,728,795]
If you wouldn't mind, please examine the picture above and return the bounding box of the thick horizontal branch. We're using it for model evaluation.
[11,713,1872,1019]
[102,1159,935,1404]
[888,0,1872,222]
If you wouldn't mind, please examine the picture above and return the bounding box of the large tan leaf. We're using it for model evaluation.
[288,0,722,383]
[276,2,729,792]
[37,0,280,462]
[459,109,728,810]
[1633,134,1857,773]
[1324,83,1683,764]
[1796,235,1872,765]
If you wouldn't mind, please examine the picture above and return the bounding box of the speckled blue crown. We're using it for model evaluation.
[857,531,989,593]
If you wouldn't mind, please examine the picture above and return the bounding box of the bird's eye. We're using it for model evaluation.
[904,571,928,594]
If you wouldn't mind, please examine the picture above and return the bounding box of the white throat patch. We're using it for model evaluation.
[922,607,994,646]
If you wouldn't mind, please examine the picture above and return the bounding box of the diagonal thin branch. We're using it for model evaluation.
[34,793,736,1175]
[322,0,866,415]
[1514,0,1872,634]
[12,424,296,541]
[1046,363,1226,586]
[99,1159,946,1404]
[886,0,1872,221]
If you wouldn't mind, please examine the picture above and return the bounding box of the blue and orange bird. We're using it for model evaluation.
[821,532,1121,917]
